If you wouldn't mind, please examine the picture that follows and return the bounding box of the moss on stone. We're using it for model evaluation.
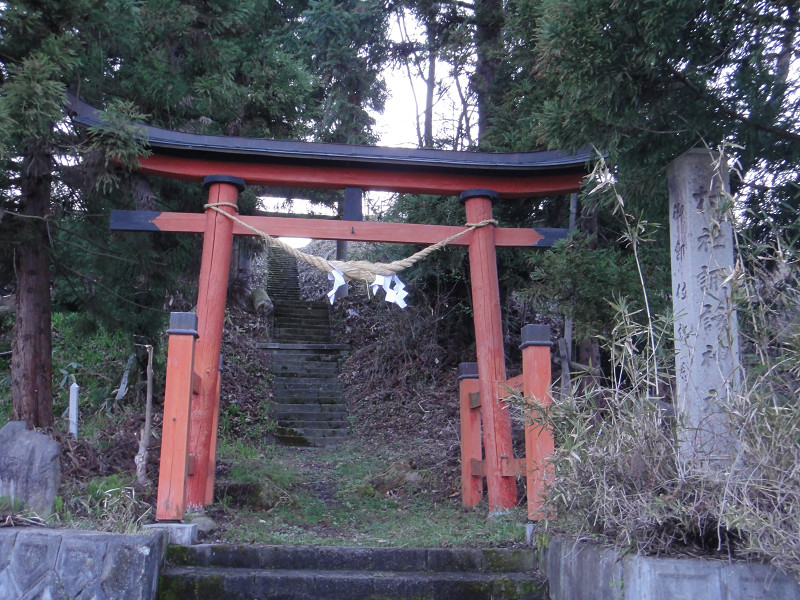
[483,549,538,573]
[164,544,194,566]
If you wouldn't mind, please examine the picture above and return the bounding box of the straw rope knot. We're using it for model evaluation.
[203,202,497,305]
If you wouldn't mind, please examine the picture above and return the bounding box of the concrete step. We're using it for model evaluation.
[268,290,300,298]
[273,386,343,397]
[272,403,348,416]
[272,366,340,377]
[265,266,349,449]
[273,374,341,383]
[274,326,332,335]
[272,323,329,331]
[158,545,545,600]
[260,343,348,353]
[272,395,344,405]
[272,352,340,367]
[272,318,332,327]
[271,365,340,375]
[275,335,333,344]
[271,358,340,368]
[159,566,543,600]
[276,417,349,429]
[272,309,331,317]
[273,390,343,400]
[274,326,332,336]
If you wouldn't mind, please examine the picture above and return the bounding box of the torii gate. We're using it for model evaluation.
[71,97,590,521]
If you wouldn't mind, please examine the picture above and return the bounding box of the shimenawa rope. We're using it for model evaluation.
[204,202,496,286]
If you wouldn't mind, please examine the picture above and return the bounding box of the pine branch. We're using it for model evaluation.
[667,64,800,143]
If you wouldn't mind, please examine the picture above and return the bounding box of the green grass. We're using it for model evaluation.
[0,311,157,431]
[51,312,137,415]
[210,440,528,548]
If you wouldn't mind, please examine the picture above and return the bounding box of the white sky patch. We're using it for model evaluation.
[374,13,477,150]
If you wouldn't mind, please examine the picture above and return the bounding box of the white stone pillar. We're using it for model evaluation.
[668,148,741,465]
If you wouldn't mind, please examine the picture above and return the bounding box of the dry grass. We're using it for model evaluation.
[513,225,800,577]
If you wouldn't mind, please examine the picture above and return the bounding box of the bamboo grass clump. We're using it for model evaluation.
[509,223,800,580]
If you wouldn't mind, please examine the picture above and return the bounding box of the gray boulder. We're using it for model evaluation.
[0,421,61,517]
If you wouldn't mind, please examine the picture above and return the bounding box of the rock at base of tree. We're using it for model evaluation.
[185,514,218,534]
[0,421,61,517]
[250,288,274,313]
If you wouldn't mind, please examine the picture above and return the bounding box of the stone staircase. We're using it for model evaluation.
[157,544,547,599]
[259,249,349,447]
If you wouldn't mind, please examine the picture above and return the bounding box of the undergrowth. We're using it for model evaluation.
[210,439,527,548]
[512,161,800,577]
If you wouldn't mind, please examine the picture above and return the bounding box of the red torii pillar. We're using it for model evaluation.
[186,175,245,509]
[461,189,517,511]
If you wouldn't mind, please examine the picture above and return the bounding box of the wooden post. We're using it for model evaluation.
[186,175,245,510]
[457,362,483,507]
[336,186,363,264]
[461,189,517,511]
[156,312,198,521]
[521,324,554,521]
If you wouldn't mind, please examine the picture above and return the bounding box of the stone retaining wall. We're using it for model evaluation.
[0,527,165,600]
[541,536,800,600]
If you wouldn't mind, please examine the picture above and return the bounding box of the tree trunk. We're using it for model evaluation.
[423,20,437,148]
[11,143,54,429]
[473,0,504,143]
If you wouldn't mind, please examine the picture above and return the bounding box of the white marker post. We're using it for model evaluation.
[69,381,79,438]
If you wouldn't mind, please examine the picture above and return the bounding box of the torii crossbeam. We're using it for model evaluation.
[70,96,590,519]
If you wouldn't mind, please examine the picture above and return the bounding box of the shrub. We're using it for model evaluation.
[514,216,800,577]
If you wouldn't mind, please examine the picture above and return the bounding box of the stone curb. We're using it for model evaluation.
[541,536,800,600]
[0,527,166,600]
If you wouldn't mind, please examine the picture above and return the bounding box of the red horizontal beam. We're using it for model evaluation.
[112,210,556,247]
[137,154,585,198]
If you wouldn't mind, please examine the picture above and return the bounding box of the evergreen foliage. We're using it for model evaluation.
[502,0,799,242]
[0,0,323,425]
[292,0,390,144]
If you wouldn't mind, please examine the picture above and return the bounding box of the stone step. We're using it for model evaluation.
[272,366,340,377]
[158,546,545,600]
[272,320,332,329]
[265,254,348,449]
[270,356,343,366]
[274,333,332,344]
[273,384,343,395]
[271,358,341,368]
[270,353,343,364]
[260,343,348,352]
[268,290,300,298]
[276,417,349,429]
[159,567,543,600]
[273,388,343,397]
[275,412,348,424]
[272,312,331,323]
[272,318,332,327]
[272,403,348,416]
[167,545,539,574]
[273,326,332,335]
[273,303,329,313]
[272,395,344,405]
